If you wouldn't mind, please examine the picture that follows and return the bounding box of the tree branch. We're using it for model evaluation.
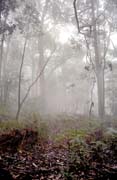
[20,47,56,110]
[73,0,80,33]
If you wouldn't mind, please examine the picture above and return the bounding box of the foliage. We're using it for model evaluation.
[0,128,38,153]
[64,130,117,179]
[0,126,116,179]
[15,2,40,35]
[49,115,103,142]
[0,0,17,35]
[54,129,87,144]
[0,0,16,13]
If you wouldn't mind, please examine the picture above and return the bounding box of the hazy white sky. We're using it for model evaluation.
[111,33,117,46]
[58,24,75,44]
[58,22,117,49]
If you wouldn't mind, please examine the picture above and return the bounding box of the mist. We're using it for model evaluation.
[0,1,117,179]
[0,0,116,123]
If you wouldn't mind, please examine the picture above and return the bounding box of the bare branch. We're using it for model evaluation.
[20,47,56,109]
[73,0,93,36]
[73,0,80,33]
[18,37,28,105]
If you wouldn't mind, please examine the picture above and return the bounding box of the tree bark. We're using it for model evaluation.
[0,14,7,105]
[0,33,5,104]
[73,0,105,119]
[15,53,51,120]
[2,36,11,106]
[38,34,46,114]
[96,68,105,119]
[37,0,50,114]
[91,0,105,120]
[16,36,28,120]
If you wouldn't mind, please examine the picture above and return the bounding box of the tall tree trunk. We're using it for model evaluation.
[31,56,38,97]
[97,68,105,119]
[91,0,105,120]
[0,13,7,105]
[0,33,5,104]
[37,0,49,114]
[16,37,28,120]
[2,36,11,106]
[38,34,46,114]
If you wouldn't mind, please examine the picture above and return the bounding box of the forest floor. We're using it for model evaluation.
[0,117,117,180]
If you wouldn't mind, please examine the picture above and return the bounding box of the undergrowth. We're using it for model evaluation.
[0,113,116,179]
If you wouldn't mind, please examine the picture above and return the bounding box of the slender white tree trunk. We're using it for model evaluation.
[97,68,105,119]
[38,34,46,114]
[91,0,105,120]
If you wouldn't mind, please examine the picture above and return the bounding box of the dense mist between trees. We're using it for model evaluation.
[0,0,117,124]
[0,1,117,179]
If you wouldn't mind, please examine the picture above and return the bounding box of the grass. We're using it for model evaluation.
[0,119,26,132]
[0,113,49,141]
[0,113,116,180]
[0,112,116,142]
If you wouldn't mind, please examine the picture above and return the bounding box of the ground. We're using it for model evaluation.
[0,117,117,180]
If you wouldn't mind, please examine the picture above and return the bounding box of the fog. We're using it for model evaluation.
[0,0,117,122]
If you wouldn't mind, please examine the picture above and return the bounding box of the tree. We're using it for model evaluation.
[0,0,17,105]
[15,2,40,119]
[73,0,113,120]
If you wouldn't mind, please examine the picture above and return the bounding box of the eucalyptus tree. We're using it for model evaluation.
[73,0,115,120]
[0,0,18,105]
[15,0,58,119]
[32,0,73,114]
[15,1,41,119]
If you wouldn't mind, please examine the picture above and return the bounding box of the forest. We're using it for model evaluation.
[0,0,117,179]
